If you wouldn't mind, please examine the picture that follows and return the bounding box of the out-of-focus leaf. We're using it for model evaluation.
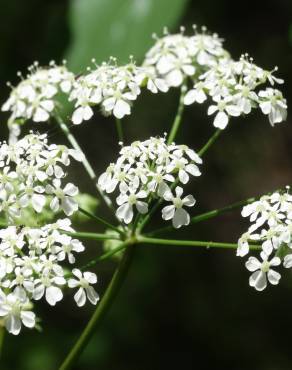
[72,192,99,223]
[66,0,189,73]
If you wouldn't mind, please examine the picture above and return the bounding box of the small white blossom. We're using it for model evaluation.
[246,252,281,291]
[162,186,195,228]
[68,269,99,307]
[0,288,35,335]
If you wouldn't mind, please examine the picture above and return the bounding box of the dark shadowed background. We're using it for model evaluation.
[0,0,292,369]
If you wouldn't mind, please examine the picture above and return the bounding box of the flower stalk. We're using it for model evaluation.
[167,84,187,144]
[59,243,135,370]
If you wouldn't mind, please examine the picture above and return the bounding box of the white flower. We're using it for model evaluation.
[46,179,79,216]
[72,105,94,125]
[116,189,148,224]
[54,234,85,264]
[33,274,65,306]
[2,61,74,124]
[207,96,241,129]
[245,251,281,291]
[0,289,35,335]
[162,186,195,228]
[68,269,99,307]
[184,82,207,105]
[259,88,287,126]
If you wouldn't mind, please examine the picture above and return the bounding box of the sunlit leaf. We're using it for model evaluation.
[66,0,189,72]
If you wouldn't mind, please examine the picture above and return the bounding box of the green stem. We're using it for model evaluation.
[138,236,261,250]
[66,231,120,242]
[54,115,114,212]
[167,84,187,144]
[80,241,128,270]
[79,207,123,235]
[198,128,222,157]
[59,244,135,370]
[115,118,124,143]
[147,196,256,236]
[0,326,5,358]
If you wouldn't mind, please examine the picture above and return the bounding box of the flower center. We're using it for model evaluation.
[173,197,183,208]
[261,261,270,273]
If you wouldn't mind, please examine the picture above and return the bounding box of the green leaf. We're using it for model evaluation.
[66,0,189,73]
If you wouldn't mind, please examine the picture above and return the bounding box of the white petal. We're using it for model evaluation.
[32,194,46,213]
[214,111,229,129]
[113,100,130,119]
[21,311,36,328]
[74,287,86,307]
[161,205,175,220]
[173,208,190,228]
[6,314,22,335]
[245,257,261,272]
[183,195,196,207]
[249,270,267,291]
[63,183,78,196]
[46,286,63,306]
[116,203,133,224]
[86,286,99,305]
[267,269,281,285]
[136,201,148,214]
[61,197,78,216]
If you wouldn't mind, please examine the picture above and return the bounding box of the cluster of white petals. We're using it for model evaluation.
[144,26,228,88]
[238,188,292,291]
[0,219,98,335]
[2,61,74,124]
[69,58,171,124]
[98,136,202,228]
[184,55,287,129]
[0,132,82,223]
[69,59,143,123]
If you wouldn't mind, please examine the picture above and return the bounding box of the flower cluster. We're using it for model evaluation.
[238,188,292,291]
[143,26,228,87]
[0,219,99,335]
[98,136,202,228]
[0,132,82,223]
[69,58,171,124]
[184,55,287,129]
[2,61,74,124]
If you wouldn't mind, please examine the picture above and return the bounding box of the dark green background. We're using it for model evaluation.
[0,0,292,369]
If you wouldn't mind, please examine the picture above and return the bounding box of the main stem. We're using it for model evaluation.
[167,84,187,144]
[59,244,135,370]
[54,115,113,212]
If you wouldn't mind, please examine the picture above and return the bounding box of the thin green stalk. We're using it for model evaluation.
[138,236,261,250]
[115,118,124,143]
[79,207,123,235]
[65,231,120,242]
[138,180,179,233]
[198,128,222,157]
[167,84,187,144]
[0,326,5,358]
[59,244,135,370]
[80,241,128,270]
[147,196,256,236]
[138,198,163,233]
[54,115,114,212]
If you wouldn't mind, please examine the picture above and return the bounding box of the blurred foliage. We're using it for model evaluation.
[66,0,189,72]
